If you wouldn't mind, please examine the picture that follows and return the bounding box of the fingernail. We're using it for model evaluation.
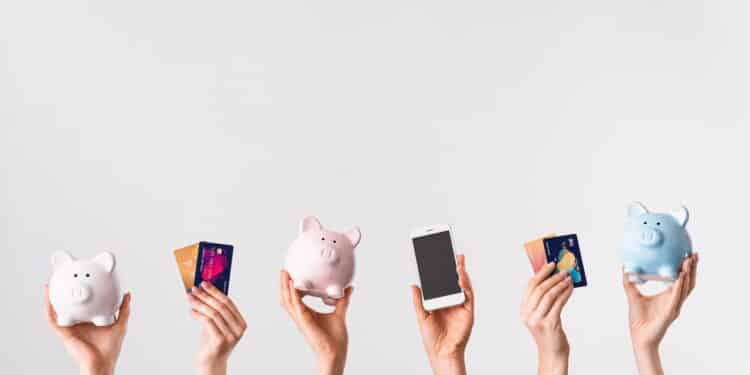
[191,286,199,293]
[201,281,209,288]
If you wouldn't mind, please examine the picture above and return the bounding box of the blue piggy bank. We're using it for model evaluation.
[621,202,692,283]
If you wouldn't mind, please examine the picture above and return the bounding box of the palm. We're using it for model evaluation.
[420,306,472,355]
[196,328,226,363]
[411,255,475,362]
[57,324,122,367]
[299,309,348,354]
[629,292,675,345]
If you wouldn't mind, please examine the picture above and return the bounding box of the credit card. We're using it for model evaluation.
[543,234,587,288]
[194,242,234,295]
[174,243,199,292]
[524,233,556,273]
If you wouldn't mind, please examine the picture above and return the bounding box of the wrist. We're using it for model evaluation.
[428,352,467,375]
[79,363,114,375]
[537,342,570,359]
[533,335,569,375]
[533,333,570,358]
[195,356,228,375]
[632,340,659,355]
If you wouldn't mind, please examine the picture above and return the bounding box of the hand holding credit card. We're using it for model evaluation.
[524,234,587,288]
[174,241,234,295]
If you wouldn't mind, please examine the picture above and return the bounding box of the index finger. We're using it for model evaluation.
[201,282,245,326]
[525,263,556,299]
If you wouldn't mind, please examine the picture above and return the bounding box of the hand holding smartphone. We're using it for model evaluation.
[411,225,465,311]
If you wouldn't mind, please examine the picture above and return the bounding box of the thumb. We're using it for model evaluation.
[114,293,132,331]
[622,269,641,302]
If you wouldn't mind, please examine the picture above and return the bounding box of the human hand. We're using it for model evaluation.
[520,262,574,375]
[411,254,474,375]
[624,254,698,375]
[188,282,247,375]
[44,286,131,375]
[280,270,352,375]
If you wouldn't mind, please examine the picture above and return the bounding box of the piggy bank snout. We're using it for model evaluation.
[69,285,92,304]
[319,247,339,264]
[638,228,663,247]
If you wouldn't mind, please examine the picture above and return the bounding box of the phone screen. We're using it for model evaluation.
[413,231,461,300]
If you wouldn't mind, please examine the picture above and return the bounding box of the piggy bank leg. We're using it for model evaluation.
[56,316,75,327]
[624,265,645,284]
[91,315,116,327]
[657,266,678,281]
[325,285,344,299]
[628,274,645,283]
[294,279,314,291]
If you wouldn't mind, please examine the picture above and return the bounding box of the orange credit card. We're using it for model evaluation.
[174,243,199,292]
[524,233,556,272]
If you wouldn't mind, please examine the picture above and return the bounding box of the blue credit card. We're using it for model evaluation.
[543,234,587,288]
[193,242,234,295]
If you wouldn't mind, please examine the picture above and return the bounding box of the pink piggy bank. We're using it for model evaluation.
[284,216,362,306]
[48,251,123,327]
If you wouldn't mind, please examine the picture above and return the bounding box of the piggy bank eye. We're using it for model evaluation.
[333,240,337,244]
[656,222,661,226]
[643,221,647,225]
[85,273,91,278]
[321,237,325,241]
[73,273,78,278]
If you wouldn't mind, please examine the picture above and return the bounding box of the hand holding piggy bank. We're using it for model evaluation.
[284,216,361,306]
[621,202,692,283]
[48,251,123,326]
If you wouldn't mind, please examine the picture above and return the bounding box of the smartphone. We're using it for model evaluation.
[410,225,465,311]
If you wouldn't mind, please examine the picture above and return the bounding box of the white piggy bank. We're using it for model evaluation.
[284,216,361,306]
[48,251,123,327]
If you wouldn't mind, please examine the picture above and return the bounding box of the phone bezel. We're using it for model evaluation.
[410,225,466,311]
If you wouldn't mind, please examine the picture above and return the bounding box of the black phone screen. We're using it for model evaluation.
[413,231,461,300]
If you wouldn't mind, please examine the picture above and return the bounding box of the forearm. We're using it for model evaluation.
[537,350,569,375]
[632,344,663,375]
[316,353,346,375]
[429,353,467,375]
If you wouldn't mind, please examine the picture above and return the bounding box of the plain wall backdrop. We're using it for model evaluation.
[2,0,749,373]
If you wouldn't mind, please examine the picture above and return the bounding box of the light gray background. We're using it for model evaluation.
[2,0,749,373]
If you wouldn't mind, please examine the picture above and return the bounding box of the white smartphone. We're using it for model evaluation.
[410,225,465,311]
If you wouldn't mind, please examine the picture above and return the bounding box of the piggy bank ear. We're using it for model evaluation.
[92,252,116,273]
[51,251,75,269]
[670,206,689,227]
[300,216,323,233]
[344,227,361,248]
[628,202,649,218]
